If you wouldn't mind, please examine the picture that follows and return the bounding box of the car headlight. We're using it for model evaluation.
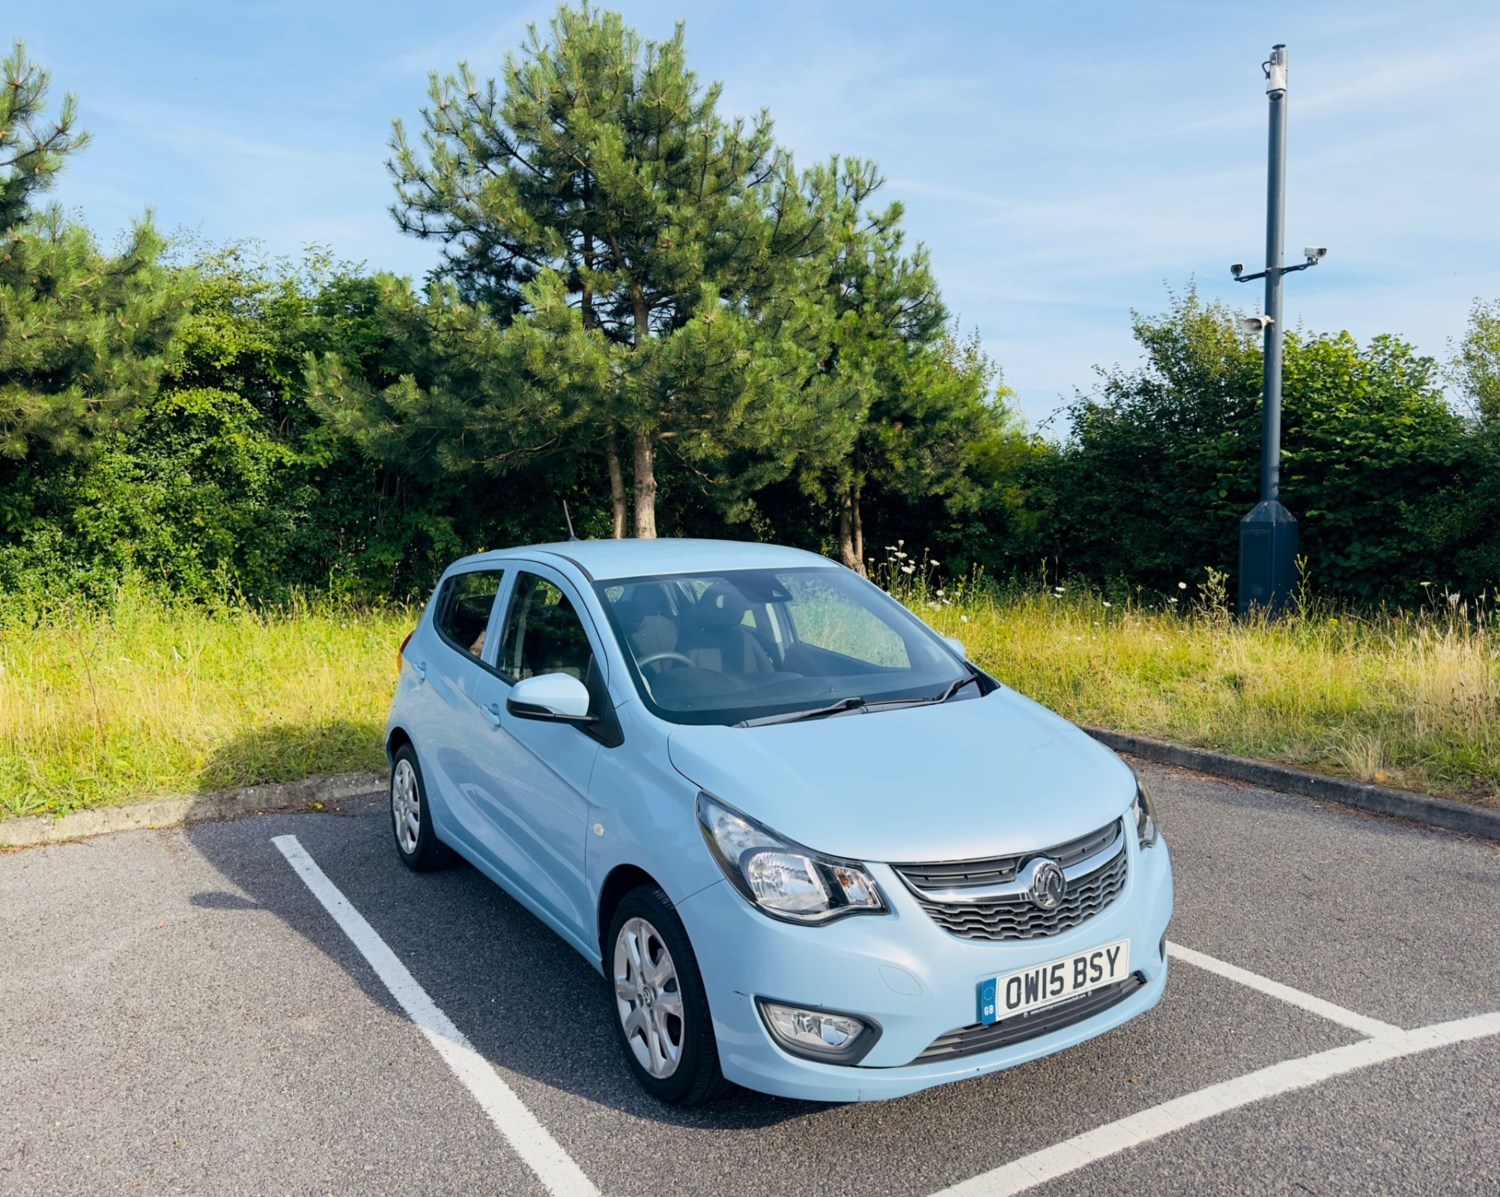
[1132,780,1159,849]
[696,794,886,924]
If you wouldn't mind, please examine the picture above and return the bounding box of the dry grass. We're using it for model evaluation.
[3,567,1496,820]
[0,592,413,818]
[899,564,1499,806]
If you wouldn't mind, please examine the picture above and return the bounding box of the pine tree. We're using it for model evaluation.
[794,158,993,572]
[0,43,188,481]
[387,2,827,536]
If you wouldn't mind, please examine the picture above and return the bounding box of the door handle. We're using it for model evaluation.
[484,702,504,727]
[414,661,427,683]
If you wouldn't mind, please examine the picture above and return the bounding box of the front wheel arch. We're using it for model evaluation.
[597,864,660,962]
[386,725,413,766]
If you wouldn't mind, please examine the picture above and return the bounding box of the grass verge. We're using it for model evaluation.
[3,574,1495,819]
[899,566,1498,807]
[0,592,412,818]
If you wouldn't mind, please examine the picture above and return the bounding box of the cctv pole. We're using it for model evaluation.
[1236,44,1299,615]
[1260,45,1287,504]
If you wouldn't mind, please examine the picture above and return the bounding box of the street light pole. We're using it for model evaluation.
[1260,44,1288,505]
[1231,44,1323,616]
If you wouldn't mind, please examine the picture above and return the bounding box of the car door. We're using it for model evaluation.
[418,565,513,857]
[464,564,603,948]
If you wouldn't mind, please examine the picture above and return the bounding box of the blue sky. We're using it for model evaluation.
[15,1,1500,429]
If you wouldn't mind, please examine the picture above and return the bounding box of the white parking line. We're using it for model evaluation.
[272,835,599,1197]
[931,1010,1500,1196]
[1167,940,1404,1040]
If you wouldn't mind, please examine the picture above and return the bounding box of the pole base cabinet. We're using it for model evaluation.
[1237,500,1299,615]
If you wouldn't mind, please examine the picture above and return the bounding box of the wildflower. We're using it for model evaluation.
[929,558,940,567]
[894,551,908,560]
[1177,581,1187,590]
[960,615,969,624]
[884,545,897,551]
[901,564,916,575]
[1168,597,1178,605]
[1102,601,1112,608]
[935,589,945,597]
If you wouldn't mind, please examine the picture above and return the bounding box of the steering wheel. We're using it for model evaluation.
[636,650,695,669]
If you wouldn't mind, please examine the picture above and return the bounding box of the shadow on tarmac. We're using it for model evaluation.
[182,739,822,1131]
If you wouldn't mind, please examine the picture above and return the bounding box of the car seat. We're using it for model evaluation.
[681,583,774,675]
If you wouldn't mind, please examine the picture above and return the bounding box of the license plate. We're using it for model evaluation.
[977,939,1130,1026]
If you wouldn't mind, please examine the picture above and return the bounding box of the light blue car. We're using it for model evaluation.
[386,538,1173,1104]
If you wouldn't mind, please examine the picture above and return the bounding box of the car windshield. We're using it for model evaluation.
[595,567,972,726]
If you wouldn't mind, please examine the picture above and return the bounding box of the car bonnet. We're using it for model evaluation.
[665,686,1136,865]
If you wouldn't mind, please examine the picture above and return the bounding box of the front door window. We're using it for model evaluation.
[499,573,595,682]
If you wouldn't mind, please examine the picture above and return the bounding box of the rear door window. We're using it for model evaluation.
[435,569,506,662]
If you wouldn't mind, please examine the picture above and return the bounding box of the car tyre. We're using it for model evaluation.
[389,744,452,872]
[607,885,727,1105]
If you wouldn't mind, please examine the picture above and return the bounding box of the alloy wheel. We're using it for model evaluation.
[391,758,421,855]
[613,916,685,1079]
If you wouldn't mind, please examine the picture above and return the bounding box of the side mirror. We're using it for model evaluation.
[941,636,967,660]
[507,673,595,724]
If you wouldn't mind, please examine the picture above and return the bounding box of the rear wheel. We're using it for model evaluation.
[607,886,727,1105]
[390,745,451,872]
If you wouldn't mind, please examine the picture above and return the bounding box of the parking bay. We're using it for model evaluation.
[1,761,1497,1196]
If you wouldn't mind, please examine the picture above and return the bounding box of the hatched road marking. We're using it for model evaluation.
[272,834,600,1197]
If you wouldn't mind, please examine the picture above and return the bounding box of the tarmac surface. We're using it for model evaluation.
[3,760,1497,1196]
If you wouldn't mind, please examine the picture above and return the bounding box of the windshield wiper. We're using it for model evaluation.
[734,673,981,728]
[734,696,867,728]
[932,670,981,704]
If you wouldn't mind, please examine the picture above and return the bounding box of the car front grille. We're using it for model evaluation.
[911,972,1146,1064]
[892,819,1128,942]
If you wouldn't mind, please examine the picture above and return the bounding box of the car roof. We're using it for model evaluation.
[455,538,840,582]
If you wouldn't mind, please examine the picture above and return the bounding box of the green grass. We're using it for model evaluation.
[3,571,1496,819]
[0,591,413,818]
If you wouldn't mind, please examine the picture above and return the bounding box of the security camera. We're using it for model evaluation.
[1241,314,1274,334]
[1303,246,1327,262]
[1230,263,1244,278]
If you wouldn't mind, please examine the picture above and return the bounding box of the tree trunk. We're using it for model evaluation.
[837,484,860,572]
[628,282,658,539]
[606,435,627,539]
[851,481,865,573]
[633,434,657,538]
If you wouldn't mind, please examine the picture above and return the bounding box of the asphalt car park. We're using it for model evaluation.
[3,760,1497,1196]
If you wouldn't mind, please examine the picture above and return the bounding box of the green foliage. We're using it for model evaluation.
[1451,299,1500,423]
[1282,333,1464,601]
[0,41,89,230]
[0,43,190,595]
[1048,289,1477,604]
[385,2,834,536]
[3,25,1499,624]
[1,43,186,465]
[1445,299,1500,585]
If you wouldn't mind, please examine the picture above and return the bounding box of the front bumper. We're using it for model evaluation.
[676,835,1173,1102]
